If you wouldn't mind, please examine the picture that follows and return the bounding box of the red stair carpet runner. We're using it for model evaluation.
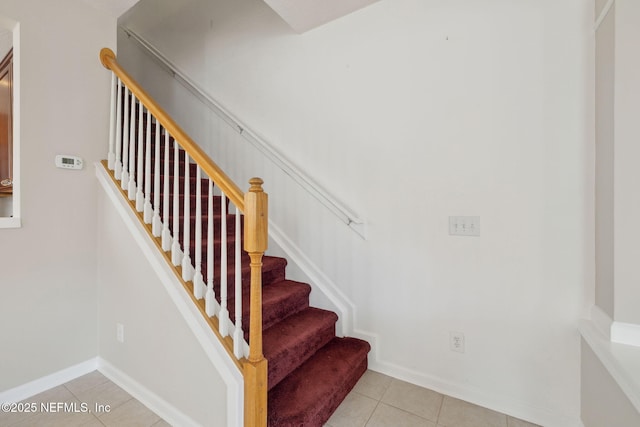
[120,98,370,426]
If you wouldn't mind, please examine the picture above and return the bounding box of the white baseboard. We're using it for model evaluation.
[97,358,199,427]
[367,360,581,427]
[0,358,99,403]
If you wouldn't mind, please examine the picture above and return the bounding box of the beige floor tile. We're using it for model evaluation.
[65,371,110,396]
[73,381,133,415]
[0,385,81,427]
[151,419,172,427]
[28,384,78,404]
[381,379,443,422]
[507,416,541,427]
[80,417,108,426]
[0,402,39,426]
[438,397,507,427]
[353,370,394,400]
[99,399,160,427]
[8,403,98,427]
[367,402,436,427]
[325,392,378,427]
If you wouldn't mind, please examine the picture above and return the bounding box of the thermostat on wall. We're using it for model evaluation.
[55,155,83,170]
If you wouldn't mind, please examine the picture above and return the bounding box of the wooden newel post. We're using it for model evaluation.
[243,177,268,427]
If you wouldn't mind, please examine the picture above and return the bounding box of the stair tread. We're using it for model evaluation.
[229,280,311,333]
[263,307,338,390]
[268,337,371,427]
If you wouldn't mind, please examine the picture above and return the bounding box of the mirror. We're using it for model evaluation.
[0,26,12,218]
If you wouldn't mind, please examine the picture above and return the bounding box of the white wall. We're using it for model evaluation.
[581,339,640,426]
[0,0,115,391]
[96,188,228,426]
[120,0,594,425]
[0,28,10,59]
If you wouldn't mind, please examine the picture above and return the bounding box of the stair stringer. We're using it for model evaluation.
[96,163,244,427]
[266,220,379,363]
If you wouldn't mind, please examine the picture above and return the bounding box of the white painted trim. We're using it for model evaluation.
[594,0,615,32]
[579,319,640,414]
[591,304,613,340]
[0,358,99,403]
[97,358,199,427]
[119,25,366,239]
[96,163,243,427]
[368,359,582,427]
[0,216,20,228]
[611,321,640,347]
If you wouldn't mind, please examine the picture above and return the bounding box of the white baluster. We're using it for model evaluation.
[152,118,162,236]
[120,87,130,189]
[233,205,244,358]
[161,130,172,251]
[114,79,123,180]
[171,140,183,265]
[127,94,137,199]
[143,109,153,222]
[205,180,217,317]
[182,154,193,281]
[219,193,229,337]
[107,72,116,170]
[135,102,145,210]
[193,166,205,299]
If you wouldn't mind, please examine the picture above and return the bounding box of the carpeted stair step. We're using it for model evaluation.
[267,337,371,427]
[228,280,312,338]
[263,307,338,391]
[198,254,287,295]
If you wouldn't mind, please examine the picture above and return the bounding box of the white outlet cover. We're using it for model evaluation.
[450,331,465,353]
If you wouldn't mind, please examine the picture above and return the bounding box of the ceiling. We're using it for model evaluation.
[262,0,379,32]
[78,0,141,17]
[80,0,379,33]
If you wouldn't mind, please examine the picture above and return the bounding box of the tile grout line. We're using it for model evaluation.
[435,394,445,425]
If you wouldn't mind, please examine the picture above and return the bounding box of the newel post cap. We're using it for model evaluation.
[100,48,116,69]
[248,177,264,193]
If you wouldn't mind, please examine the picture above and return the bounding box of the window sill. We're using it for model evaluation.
[579,318,640,413]
[0,216,21,228]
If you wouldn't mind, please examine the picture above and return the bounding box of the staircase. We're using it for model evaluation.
[156,151,370,426]
[101,48,370,426]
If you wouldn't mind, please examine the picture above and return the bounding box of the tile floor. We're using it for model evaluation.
[326,370,541,427]
[0,370,541,427]
[0,371,168,427]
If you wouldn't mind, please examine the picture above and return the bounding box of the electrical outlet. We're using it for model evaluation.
[116,323,124,343]
[449,216,480,236]
[450,331,465,353]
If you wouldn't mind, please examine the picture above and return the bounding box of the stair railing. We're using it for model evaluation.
[100,48,267,427]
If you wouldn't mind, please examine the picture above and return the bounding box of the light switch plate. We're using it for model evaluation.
[449,216,480,236]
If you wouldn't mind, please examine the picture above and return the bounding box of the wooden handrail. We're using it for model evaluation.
[99,48,245,210]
